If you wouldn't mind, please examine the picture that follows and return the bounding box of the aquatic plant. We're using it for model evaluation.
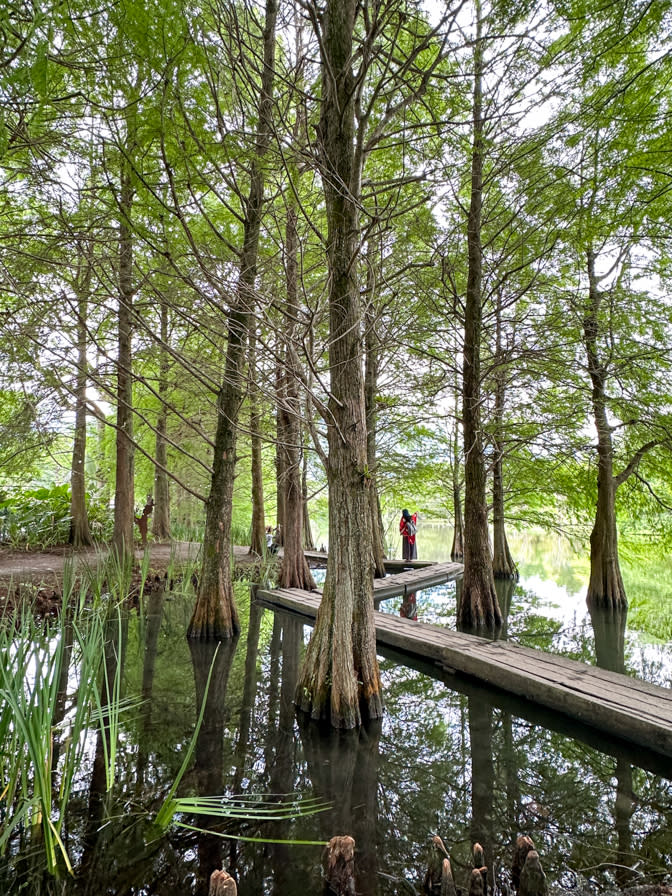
[153,644,329,846]
[0,567,137,876]
[166,794,330,845]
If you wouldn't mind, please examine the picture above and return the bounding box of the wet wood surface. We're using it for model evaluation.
[255,575,672,759]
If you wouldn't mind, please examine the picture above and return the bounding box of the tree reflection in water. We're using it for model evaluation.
[3,584,672,895]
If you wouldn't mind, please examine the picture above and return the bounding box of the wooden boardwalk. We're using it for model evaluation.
[255,583,672,761]
[372,561,463,601]
[303,550,437,573]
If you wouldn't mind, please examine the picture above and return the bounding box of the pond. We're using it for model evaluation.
[1,533,671,895]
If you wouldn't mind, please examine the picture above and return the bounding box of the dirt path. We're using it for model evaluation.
[0,542,256,588]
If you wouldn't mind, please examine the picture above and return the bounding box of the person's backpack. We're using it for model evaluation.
[406,518,417,536]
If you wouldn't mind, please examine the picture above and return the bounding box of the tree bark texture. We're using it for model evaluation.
[295,0,382,727]
[70,272,93,547]
[302,448,316,549]
[279,204,315,589]
[249,326,267,557]
[153,293,171,539]
[450,420,464,561]
[189,0,278,639]
[583,249,627,609]
[491,300,517,579]
[113,145,136,558]
[459,9,501,631]
[275,353,287,542]
[365,278,387,578]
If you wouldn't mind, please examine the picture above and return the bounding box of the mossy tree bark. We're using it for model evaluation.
[295,0,382,727]
[188,0,278,640]
[458,4,501,631]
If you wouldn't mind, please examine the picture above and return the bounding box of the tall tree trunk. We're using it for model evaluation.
[584,249,627,609]
[302,327,316,551]
[249,325,266,557]
[492,448,517,577]
[279,204,315,589]
[458,4,501,630]
[275,354,287,544]
[302,448,315,549]
[364,263,386,578]
[295,0,382,727]
[491,293,517,579]
[153,293,171,540]
[70,263,93,547]
[113,134,136,558]
[188,0,278,639]
[450,416,464,561]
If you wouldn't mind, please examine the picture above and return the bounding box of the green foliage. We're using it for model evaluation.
[622,555,672,643]
[0,483,71,547]
[0,483,113,547]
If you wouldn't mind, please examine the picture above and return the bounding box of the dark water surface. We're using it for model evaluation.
[3,550,672,896]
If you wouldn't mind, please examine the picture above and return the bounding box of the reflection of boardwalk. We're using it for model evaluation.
[256,582,672,760]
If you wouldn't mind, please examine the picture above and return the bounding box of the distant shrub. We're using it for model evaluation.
[0,484,113,548]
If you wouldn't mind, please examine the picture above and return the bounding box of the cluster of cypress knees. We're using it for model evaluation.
[206,833,546,896]
[422,835,545,896]
[318,831,546,896]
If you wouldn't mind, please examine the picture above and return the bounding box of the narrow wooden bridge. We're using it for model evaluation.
[372,561,463,602]
[256,565,672,762]
[303,550,437,574]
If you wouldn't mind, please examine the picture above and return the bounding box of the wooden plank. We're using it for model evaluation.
[378,641,672,778]
[304,550,328,564]
[382,558,437,572]
[373,562,464,601]
[303,551,441,572]
[255,585,672,758]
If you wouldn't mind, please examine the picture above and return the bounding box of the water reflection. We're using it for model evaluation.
[189,637,239,895]
[298,718,382,895]
[400,592,418,620]
[4,578,672,895]
[469,695,495,889]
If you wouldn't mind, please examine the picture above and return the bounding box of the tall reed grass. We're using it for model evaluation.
[0,554,328,881]
[0,560,137,876]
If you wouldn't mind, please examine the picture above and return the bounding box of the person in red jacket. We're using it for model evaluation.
[399,508,418,561]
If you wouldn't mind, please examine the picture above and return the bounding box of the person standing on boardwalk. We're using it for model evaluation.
[399,508,418,561]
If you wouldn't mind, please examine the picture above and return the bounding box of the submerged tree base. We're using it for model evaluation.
[493,567,519,581]
[187,583,241,641]
[294,580,384,729]
[586,557,628,611]
[457,578,503,632]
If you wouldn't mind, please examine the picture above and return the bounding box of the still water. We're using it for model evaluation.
[3,532,672,895]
